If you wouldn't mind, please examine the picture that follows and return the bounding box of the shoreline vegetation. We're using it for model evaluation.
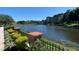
[4,26,79,51]
[0,7,79,51]
[16,8,79,29]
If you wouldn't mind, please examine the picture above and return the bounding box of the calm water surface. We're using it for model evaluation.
[15,25,79,47]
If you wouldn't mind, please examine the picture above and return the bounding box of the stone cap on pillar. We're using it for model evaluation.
[27,32,43,41]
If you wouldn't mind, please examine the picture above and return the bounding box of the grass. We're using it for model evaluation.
[64,22,79,27]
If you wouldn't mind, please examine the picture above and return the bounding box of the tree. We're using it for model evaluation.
[0,14,14,26]
[42,7,79,26]
[17,21,26,24]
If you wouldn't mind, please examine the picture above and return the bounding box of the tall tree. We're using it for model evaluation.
[0,14,14,26]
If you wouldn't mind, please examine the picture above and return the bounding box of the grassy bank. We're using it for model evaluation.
[64,22,79,27]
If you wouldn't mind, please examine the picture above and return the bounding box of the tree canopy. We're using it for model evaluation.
[42,7,79,26]
[0,14,14,26]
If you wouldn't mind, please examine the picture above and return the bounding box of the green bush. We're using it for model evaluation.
[7,28,14,33]
[5,27,10,30]
[15,36,28,44]
[15,36,29,50]
[11,33,21,39]
[10,32,15,36]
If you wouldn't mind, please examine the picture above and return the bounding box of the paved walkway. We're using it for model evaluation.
[0,27,4,51]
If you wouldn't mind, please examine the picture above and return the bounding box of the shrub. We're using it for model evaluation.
[5,27,10,30]
[15,36,28,50]
[10,32,15,36]
[15,36,28,44]
[11,33,21,39]
[7,28,14,33]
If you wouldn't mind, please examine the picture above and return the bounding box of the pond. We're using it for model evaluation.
[15,25,79,48]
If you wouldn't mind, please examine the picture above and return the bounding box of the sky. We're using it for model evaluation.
[0,7,75,21]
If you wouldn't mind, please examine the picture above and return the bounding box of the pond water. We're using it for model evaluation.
[15,25,79,48]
